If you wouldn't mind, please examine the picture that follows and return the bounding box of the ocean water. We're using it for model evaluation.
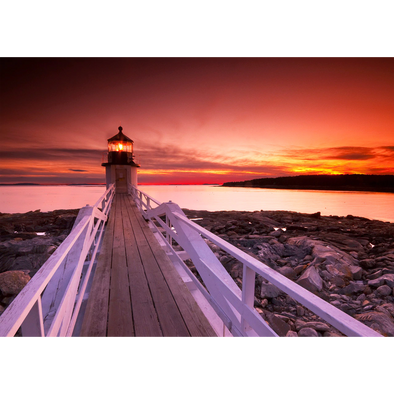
[1,185,393,223]
[139,185,394,223]
[0,185,106,214]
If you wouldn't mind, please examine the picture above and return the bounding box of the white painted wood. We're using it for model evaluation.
[66,215,108,336]
[48,216,94,337]
[40,186,114,328]
[131,186,382,337]
[137,197,265,335]
[0,216,90,336]
[0,185,115,337]
[46,195,115,337]
[172,211,382,337]
[151,225,234,334]
[41,205,94,333]
[241,265,255,334]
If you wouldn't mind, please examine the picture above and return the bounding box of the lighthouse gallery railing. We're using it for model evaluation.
[131,185,381,337]
[0,184,115,337]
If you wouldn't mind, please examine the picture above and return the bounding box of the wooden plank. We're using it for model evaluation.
[126,196,216,337]
[126,196,216,336]
[107,195,134,336]
[149,241,217,336]
[80,206,115,336]
[120,194,163,336]
[81,193,216,337]
[125,197,190,336]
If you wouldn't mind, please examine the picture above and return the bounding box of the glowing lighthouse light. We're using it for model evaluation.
[102,126,140,192]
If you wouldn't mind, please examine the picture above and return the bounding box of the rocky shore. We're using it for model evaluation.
[0,209,78,315]
[182,208,394,337]
[1,206,394,337]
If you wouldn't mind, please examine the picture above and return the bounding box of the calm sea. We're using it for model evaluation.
[0,185,393,223]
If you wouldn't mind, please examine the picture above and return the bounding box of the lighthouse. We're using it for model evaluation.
[102,126,140,193]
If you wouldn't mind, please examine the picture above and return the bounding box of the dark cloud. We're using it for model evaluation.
[0,142,392,184]
[0,148,104,162]
[137,144,290,176]
[323,147,375,161]
[280,146,393,162]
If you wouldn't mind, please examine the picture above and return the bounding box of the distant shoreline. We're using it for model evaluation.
[221,184,394,193]
[0,183,221,187]
[222,174,394,194]
[0,183,106,187]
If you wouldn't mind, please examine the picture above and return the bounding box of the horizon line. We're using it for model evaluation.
[0,182,223,186]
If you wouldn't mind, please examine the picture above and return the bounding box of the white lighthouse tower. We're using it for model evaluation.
[102,126,140,193]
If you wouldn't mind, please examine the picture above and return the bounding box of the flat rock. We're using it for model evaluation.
[341,282,366,295]
[368,277,384,287]
[294,319,331,332]
[381,274,394,288]
[288,237,356,266]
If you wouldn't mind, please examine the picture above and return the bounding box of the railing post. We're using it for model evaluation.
[241,265,256,335]
[101,197,106,212]
[166,214,172,250]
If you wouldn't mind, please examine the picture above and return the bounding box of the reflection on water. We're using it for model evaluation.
[1,185,393,223]
[0,186,106,214]
[139,185,394,223]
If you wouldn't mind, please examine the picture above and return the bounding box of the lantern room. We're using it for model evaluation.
[102,126,140,192]
[105,126,135,165]
[108,126,133,153]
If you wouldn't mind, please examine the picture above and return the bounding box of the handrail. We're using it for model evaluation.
[0,184,115,337]
[131,185,381,337]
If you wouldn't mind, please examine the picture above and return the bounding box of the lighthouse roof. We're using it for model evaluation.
[108,126,134,143]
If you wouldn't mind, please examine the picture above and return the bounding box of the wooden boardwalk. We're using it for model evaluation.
[80,192,216,337]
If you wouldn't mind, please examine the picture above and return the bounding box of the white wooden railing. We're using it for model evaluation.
[0,184,115,337]
[131,185,381,337]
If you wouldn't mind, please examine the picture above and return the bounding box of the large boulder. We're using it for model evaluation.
[296,266,323,292]
[0,270,30,296]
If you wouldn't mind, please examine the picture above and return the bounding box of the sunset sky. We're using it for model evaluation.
[0,57,393,184]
